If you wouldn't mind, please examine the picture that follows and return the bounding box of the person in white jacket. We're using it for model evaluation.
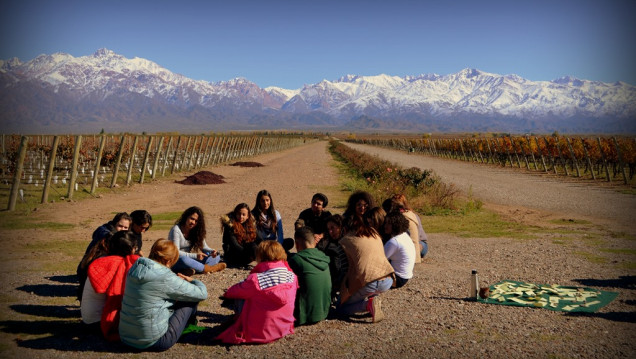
[168,206,225,275]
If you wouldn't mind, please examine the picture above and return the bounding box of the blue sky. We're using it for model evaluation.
[2,0,635,88]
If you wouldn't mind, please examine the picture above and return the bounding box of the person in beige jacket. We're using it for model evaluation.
[336,214,394,323]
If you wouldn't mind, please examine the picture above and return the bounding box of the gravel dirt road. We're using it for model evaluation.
[0,140,634,358]
[346,142,636,235]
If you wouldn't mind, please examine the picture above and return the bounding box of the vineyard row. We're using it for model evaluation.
[345,136,636,184]
[2,134,313,211]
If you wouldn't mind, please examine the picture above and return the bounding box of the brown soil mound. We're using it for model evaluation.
[176,170,226,185]
[231,161,264,167]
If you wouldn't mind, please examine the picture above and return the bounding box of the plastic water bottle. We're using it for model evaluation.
[470,269,479,300]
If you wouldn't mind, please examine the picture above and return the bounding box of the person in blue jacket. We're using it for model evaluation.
[119,238,207,351]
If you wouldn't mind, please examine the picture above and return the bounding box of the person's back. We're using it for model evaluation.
[288,227,331,325]
[216,241,297,344]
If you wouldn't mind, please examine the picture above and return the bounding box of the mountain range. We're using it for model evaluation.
[1,48,635,134]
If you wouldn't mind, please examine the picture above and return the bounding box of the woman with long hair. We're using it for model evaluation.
[382,194,428,262]
[221,203,259,268]
[342,191,375,232]
[252,190,284,244]
[77,212,131,301]
[81,230,139,341]
[168,206,225,275]
[383,211,416,288]
[317,214,349,303]
[337,193,394,323]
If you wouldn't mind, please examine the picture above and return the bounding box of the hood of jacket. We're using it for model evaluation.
[293,248,330,272]
[88,254,140,295]
[126,257,168,283]
[251,260,297,306]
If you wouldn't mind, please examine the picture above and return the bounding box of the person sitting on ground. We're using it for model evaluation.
[391,194,429,259]
[288,227,331,326]
[216,241,298,344]
[221,203,259,268]
[383,212,416,289]
[119,239,208,352]
[81,230,139,341]
[382,196,424,263]
[77,212,131,301]
[252,189,284,244]
[342,190,375,232]
[129,209,153,255]
[336,198,394,323]
[168,206,225,275]
[364,207,387,240]
[318,214,348,302]
[296,193,332,241]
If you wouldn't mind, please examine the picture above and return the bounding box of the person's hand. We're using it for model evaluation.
[196,252,208,261]
[177,273,193,282]
[210,249,218,258]
[138,250,144,257]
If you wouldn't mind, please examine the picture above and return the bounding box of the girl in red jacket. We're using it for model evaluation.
[216,241,298,344]
[81,230,139,341]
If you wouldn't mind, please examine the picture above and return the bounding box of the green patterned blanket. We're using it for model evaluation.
[478,280,618,313]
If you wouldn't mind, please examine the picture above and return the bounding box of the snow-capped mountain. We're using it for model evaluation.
[1,49,634,134]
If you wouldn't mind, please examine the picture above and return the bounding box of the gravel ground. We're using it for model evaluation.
[0,140,634,358]
[346,142,636,235]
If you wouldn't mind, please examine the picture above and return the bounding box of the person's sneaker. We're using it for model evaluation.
[204,262,227,273]
[367,296,384,323]
[179,268,196,276]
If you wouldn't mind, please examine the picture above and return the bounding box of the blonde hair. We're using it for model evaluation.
[255,240,287,263]
[149,238,179,267]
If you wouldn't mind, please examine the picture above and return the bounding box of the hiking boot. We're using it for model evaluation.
[179,268,196,276]
[204,262,227,273]
[367,296,384,323]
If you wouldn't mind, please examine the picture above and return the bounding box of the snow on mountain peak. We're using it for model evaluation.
[93,48,117,58]
[1,49,634,133]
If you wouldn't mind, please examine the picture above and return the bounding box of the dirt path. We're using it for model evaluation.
[346,142,636,235]
[0,140,634,358]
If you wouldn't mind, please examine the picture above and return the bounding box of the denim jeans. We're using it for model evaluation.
[149,301,198,352]
[337,276,393,315]
[172,253,221,273]
[420,241,428,258]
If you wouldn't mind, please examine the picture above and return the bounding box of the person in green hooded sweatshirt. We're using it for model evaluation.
[288,227,332,325]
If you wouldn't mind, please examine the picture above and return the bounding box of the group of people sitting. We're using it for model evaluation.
[76,190,428,351]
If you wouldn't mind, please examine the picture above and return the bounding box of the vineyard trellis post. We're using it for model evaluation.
[613,137,628,184]
[161,136,173,176]
[7,136,29,211]
[565,138,581,177]
[126,136,139,186]
[581,137,596,180]
[139,136,153,184]
[534,137,547,172]
[510,137,522,168]
[41,135,60,204]
[187,136,199,170]
[90,134,106,193]
[110,135,126,188]
[554,136,570,176]
[151,136,164,180]
[526,136,539,171]
[67,135,82,199]
[170,136,183,174]
[596,137,611,182]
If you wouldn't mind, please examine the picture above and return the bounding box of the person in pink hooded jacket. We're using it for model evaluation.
[216,240,298,344]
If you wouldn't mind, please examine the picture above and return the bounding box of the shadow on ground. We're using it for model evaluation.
[16,284,77,297]
[573,276,636,290]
